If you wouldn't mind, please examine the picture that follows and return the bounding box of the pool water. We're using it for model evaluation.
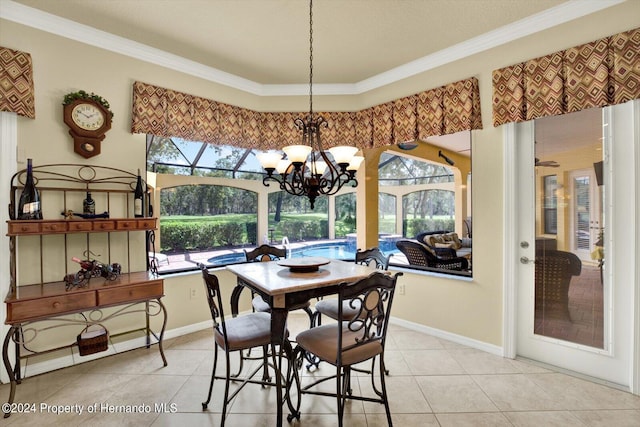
[293,244,356,260]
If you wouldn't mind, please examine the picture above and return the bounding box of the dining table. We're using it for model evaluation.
[226,257,375,426]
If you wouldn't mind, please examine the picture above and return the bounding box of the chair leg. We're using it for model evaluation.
[311,309,321,327]
[378,356,393,426]
[261,344,271,384]
[303,305,314,329]
[230,346,245,378]
[336,366,344,427]
[202,345,218,410]
[286,344,302,422]
[221,351,232,427]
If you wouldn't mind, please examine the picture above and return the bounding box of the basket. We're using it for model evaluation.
[77,324,109,356]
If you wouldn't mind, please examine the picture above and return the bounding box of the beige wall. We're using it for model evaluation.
[1,1,638,354]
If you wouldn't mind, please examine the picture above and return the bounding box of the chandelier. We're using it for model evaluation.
[257,0,362,209]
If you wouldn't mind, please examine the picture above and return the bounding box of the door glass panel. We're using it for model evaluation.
[534,108,605,349]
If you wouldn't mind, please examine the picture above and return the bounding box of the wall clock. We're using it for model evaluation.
[63,92,113,158]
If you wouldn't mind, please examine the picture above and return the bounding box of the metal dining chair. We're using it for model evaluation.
[199,263,293,426]
[244,244,315,327]
[313,247,391,326]
[288,271,403,426]
[312,248,393,375]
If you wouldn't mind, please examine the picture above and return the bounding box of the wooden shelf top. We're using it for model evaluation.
[5,271,161,303]
[7,218,157,236]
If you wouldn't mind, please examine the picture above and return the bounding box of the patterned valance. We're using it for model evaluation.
[492,27,640,127]
[131,77,482,150]
[0,46,35,119]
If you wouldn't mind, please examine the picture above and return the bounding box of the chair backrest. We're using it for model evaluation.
[396,240,469,270]
[395,240,436,266]
[337,271,402,359]
[534,250,582,304]
[244,244,286,262]
[355,247,392,270]
[198,263,229,345]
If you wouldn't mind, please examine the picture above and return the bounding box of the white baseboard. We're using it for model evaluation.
[389,316,504,357]
[12,319,214,381]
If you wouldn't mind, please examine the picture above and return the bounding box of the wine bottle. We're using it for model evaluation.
[134,169,144,218]
[83,191,95,216]
[17,158,42,220]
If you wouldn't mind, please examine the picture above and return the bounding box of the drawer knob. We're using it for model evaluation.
[53,301,61,308]
[21,226,28,231]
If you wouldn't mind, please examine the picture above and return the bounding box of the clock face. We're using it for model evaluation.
[71,103,105,131]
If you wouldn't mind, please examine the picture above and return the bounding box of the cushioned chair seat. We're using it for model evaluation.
[215,311,272,351]
[313,298,361,321]
[296,323,382,366]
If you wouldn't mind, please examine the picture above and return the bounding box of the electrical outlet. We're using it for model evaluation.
[190,288,197,299]
[398,283,406,295]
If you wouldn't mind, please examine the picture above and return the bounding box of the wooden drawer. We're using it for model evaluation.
[97,281,164,306]
[68,221,93,232]
[7,292,96,323]
[41,222,67,233]
[115,220,137,230]
[137,219,156,230]
[93,220,115,231]
[8,222,40,235]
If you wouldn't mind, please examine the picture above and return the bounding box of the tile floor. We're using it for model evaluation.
[2,312,640,426]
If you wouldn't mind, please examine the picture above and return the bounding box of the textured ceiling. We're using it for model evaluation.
[12,0,567,85]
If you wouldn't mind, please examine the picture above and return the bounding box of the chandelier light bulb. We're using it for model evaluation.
[347,155,364,171]
[276,159,292,174]
[328,146,358,166]
[311,160,327,175]
[257,152,282,170]
[283,145,312,165]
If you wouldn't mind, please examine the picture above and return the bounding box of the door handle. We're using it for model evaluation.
[520,256,536,265]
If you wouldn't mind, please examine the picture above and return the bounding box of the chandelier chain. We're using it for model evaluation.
[309,0,313,118]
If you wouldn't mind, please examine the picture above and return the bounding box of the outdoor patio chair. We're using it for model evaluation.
[396,239,469,271]
[534,249,582,320]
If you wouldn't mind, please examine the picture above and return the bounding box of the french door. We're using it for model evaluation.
[513,104,637,389]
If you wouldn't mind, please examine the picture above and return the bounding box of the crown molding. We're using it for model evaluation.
[355,0,627,93]
[0,0,626,97]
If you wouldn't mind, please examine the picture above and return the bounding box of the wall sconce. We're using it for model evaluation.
[438,150,455,166]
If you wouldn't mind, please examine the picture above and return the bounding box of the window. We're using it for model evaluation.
[335,193,356,238]
[543,175,557,234]
[147,136,359,272]
[267,191,329,243]
[160,184,258,251]
[379,132,472,276]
